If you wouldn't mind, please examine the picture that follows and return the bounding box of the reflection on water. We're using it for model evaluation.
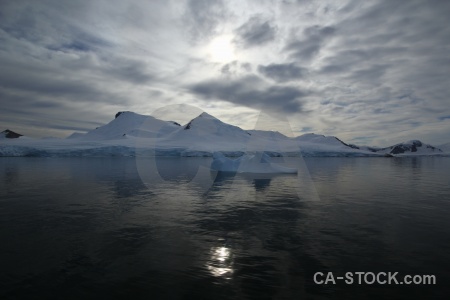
[1,157,450,299]
[252,178,271,191]
[207,246,234,279]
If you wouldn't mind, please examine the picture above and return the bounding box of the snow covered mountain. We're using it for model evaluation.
[247,130,288,140]
[0,111,447,157]
[364,140,442,155]
[152,112,302,155]
[295,133,359,149]
[80,111,180,140]
[293,133,364,156]
[167,112,251,144]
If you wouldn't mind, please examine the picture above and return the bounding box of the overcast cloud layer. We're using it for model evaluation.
[1,0,449,146]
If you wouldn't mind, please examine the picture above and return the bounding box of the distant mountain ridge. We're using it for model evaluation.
[361,140,442,155]
[0,111,448,157]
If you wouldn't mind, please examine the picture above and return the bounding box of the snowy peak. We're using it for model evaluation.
[169,112,251,144]
[1,129,23,139]
[115,111,130,119]
[198,112,218,120]
[81,111,179,140]
[184,112,221,130]
[183,112,245,133]
[113,111,146,121]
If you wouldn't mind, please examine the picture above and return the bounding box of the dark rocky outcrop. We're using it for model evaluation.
[115,111,131,119]
[389,140,441,154]
[335,137,360,149]
[1,129,23,139]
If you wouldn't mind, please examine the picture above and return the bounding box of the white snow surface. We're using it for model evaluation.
[0,111,446,157]
[211,152,297,174]
[81,111,179,140]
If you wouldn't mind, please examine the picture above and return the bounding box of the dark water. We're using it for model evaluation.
[1,157,449,299]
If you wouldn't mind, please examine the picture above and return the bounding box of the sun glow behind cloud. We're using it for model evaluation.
[207,35,235,63]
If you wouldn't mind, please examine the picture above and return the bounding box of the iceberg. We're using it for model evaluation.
[211,152,297,174]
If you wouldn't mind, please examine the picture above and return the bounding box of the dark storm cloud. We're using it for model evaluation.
[284,25,335,61]
[184,0,228,41]
[189,75,307,113]
[257,63,307,83]
[234,16,277,48]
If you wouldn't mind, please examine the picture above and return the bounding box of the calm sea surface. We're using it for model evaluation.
[1,157,449,299]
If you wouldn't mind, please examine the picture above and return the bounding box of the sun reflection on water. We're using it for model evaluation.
[207,246,234,279]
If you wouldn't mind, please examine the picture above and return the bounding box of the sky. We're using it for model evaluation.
[1,0,450,146]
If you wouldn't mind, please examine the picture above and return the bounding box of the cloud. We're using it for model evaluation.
[189,75,307,113]
[318,47,406,75]
[258,63,307,83]
[183,0,228,42]
[1,0,450,144]
[234,15,277,48]
[290,0,450,145]
[221,61,253,76]
[104,57,155,85]
[284,25,335,61]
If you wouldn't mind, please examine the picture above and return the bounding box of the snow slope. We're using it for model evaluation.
[293,133,369,156]
[247,130,288,140]
[81,111,180,140]
[165,112,251,144]
[154,112,303,154]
